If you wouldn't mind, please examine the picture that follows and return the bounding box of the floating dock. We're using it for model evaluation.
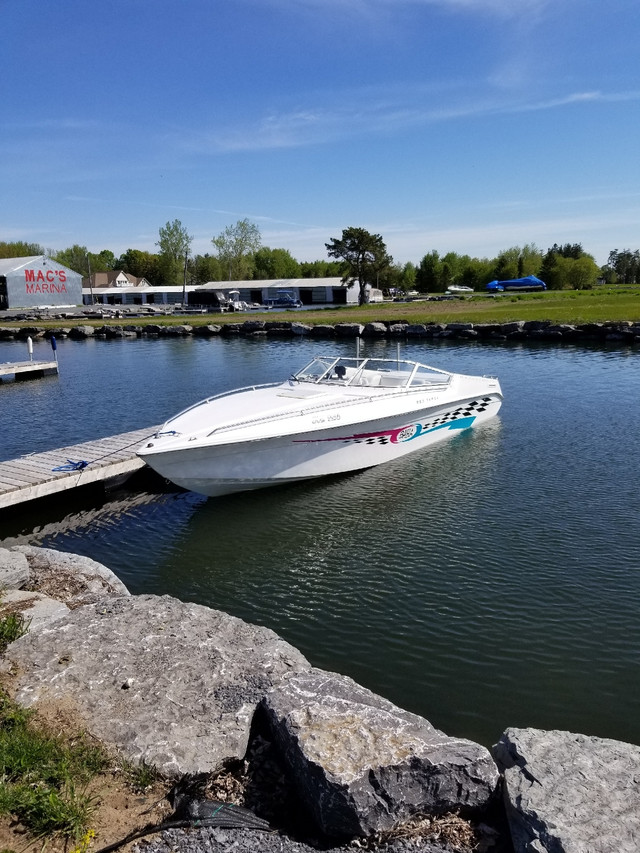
[0,360,59,381]
[0,426,159,509]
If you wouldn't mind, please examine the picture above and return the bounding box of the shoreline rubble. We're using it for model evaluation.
[1,317,640,346]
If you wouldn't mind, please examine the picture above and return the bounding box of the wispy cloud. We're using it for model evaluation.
[266,0,551,17]
[3,118,102,132]
[183,87,640,154]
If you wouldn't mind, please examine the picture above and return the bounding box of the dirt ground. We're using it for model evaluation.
[0,689,174,853]
[0,771,172,853]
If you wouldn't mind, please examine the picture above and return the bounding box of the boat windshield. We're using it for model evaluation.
[294,357,451,389]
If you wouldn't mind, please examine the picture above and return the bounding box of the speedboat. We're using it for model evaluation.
[137,354,503,497]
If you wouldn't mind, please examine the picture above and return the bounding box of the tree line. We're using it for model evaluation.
[1,221,639,297]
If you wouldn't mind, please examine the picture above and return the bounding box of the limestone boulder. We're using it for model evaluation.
[493,727,640,853]
[69,325,95,338]
[362,322,387,337]
[3,594,310,777]
[10,545,129,607]
[262,668,499,838]
[334,323,364,338]
[0,548,30,589]
[309,324,336,338]
[1,589,70,631]
[192,324,222,336]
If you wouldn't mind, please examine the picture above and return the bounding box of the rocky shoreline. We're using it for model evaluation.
[1,546,639,852]
[2,317,640,346]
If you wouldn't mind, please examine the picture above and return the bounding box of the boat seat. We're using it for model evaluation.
[378,375,407,387]
[357,372,381,387]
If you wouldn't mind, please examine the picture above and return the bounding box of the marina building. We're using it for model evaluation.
[0,256,83,310]
[81,277,364,307]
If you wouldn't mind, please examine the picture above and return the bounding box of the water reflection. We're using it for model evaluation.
[2,335,640,747]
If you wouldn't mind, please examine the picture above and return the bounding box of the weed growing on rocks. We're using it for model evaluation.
[0,605,28,654]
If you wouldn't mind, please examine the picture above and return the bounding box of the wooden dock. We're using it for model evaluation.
[0,426,159,509]
[0,360,59,381]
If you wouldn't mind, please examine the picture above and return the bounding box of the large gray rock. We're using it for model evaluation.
[493,727,640,853]
[334,323,364,338]
[10,545,129,607]
[362,322,387,337]
[262,669,499,838]
[0,548,30,589]
[69,325,95,338]
[3,594,310,777]
[1,589,70,631]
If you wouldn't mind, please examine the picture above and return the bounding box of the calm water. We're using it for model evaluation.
[1,334,639,748]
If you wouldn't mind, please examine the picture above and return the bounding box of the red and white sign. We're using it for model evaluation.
[24,268,68,294]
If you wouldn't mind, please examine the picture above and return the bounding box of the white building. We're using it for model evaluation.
[81,278,368,307]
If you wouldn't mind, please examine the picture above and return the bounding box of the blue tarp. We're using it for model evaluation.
[486,275,546,292]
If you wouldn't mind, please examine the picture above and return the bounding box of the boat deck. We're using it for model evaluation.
[0,426,158,509]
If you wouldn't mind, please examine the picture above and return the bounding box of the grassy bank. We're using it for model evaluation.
[2,287,640,329]
[285,287,640,326]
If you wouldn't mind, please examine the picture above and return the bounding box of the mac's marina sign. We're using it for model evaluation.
[0,256,83,310]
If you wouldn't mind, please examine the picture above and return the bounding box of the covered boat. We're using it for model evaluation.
[138,354,503,497]
[486,275,546,292]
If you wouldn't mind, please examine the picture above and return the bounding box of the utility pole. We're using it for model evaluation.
[182,251,188,306]
[86,253,95,305]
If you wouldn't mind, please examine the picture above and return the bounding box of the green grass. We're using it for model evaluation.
[0,612,27,655]
[0,689,107,842]
[119,758,160,793]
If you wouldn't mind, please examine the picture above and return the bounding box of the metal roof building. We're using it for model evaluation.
[81,277,359,307]
[0,256,83,310]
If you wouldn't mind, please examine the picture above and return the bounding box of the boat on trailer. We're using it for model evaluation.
[138,354,503,497]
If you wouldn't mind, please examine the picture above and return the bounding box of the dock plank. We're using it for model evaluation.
[0,360,59,380]
[0,425,160,509]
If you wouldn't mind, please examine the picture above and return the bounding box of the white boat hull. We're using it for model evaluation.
[140,391,502,497]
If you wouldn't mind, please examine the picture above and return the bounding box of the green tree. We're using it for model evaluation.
[0,240,45,258]
[398,261,416,293]
[191,253,224,285]
[300,259,343,278]
[493,244,542,282]
[116,249,162,285]
[415,251,441,292]
[91,249,116,272]
[565,255,600,290]
[156,220,192,286]
[212,219,262,280]
[253,247,301,279]
[51,244,92,275]
[326,227,392,305]
[458,257,494,290]
[606,249,639,284]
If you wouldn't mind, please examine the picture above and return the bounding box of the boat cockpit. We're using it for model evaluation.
[293,357,451,390]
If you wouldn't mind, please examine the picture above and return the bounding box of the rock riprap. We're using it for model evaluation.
[493,727,640,853]
[3,593,310,777]
[262,669,499,837]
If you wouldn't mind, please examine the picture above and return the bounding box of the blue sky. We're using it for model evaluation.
[2,0,639,267]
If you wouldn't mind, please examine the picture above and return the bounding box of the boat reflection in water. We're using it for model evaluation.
[138,354,503,498]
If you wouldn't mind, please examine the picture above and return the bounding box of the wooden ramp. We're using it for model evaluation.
[0,426,159,509]
[0,360,59,381]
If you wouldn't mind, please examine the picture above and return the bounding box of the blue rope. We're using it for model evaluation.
[52,459,89,472]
